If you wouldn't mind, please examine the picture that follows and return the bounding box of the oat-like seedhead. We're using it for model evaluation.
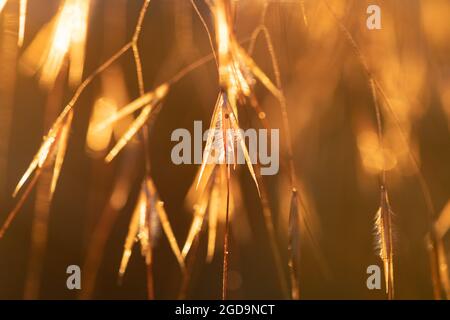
[210,0,281,111]
[119,177,185,281]
[197,92,259,193]
[374,187,395,299]
[320,0,450,300]
[1,0,183,299]
[184,165,238,262]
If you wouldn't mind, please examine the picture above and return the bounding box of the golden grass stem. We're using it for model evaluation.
[322,0,450,299]
[129,1,164,299]
[253,6,306,299]
[190,0,218,68]
[222,164,231,300]
[287,189,300,300]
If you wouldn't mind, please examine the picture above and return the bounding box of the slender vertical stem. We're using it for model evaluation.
[247,2,303,299]
[145,261,155,300]
[222,164,231,300]
[257,12,303,300]
[131,0,155,299]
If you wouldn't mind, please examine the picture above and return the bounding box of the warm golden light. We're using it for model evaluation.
[21,0,90,89]
[86,98,117,154]
[357,130,397,174]
[17,0,27,47]
[1,0,449,301]
[0,0,6,14]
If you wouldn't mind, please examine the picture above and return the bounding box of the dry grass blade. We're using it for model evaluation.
[227,107,259,194]
[236,46,281,100]
[105,106,151,163]
[96,83,169,131]
[104,85,169,163]
[156,201,185,270]
[211,0,281,108]
[183,166,218,260]
[120,177,186,278]
[206,170,221,263]
[184,166,229,263]
[196,94,223,189]
[118,190,144,278]
[13,108,72,197]
[138,190,153,267]
[374,187,395,299]
[146,179,185,271]
[181,197,207,258]
[50,110,73,196]
[13,138,54,198]
[2,108,73,239]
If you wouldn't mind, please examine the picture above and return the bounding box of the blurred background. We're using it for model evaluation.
[0,0,449,299]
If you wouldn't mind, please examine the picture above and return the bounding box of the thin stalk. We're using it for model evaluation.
[222,164,231,300]
[246,95,289,298]
[247,2,304,299]
[190,0,218,68]
[259,20,302,301]
[145,191,155,300]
